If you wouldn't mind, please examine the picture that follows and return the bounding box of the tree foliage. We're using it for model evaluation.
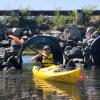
[81,6,95,24]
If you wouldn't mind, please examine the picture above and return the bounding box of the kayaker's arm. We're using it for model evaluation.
[31,54,42,61]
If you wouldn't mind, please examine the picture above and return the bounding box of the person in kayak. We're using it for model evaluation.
[31,45,54,67]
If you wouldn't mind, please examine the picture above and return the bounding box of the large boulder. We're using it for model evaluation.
[69,25,82,41]
[85,26,96,39]
[10,27,23,37]
[91,36,100,67]
[0,28,5,41]
[76,12,86,25]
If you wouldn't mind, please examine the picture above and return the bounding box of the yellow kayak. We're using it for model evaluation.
[32,65,81,84]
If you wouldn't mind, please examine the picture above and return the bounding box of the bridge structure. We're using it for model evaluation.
[0,10,99,16]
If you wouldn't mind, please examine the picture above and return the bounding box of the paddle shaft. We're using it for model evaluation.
[29,46,58,65]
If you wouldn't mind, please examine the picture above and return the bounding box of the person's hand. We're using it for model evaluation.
[57,62,63,67]
[38,51,42,54]
[59,64,63,67]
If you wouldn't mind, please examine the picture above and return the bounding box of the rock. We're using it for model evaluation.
[11,27,23,37]
[85,26,96,39]
[0,28,5,41]
[76,12,86,25]
[70,25,82,41]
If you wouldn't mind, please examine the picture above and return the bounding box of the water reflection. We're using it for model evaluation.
[79,67,100,100]
[0,71,33,100]
[22,56,33,64]
[33,78,81,100]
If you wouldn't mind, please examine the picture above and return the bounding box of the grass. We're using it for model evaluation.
[22,51,37,55]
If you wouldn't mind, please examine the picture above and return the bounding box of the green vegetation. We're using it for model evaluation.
[1,16,19,27]
[22,47,39,55]
[52,8,73,31]
[22,51,35,55]
[71,10,77,22]
[81,7,94,25]
[35,14,44,26]
[19,8,30,16]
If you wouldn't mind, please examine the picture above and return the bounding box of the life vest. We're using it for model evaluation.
[42,52,54,67]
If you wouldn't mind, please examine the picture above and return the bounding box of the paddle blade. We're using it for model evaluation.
[9,35,24,45]
[79,74,88,80]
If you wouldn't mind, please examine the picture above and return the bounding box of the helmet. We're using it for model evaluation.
[43,45,50,50]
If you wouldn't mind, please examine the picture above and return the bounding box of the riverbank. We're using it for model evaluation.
[22,51,35,55]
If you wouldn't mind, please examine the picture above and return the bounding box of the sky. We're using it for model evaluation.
[0,0,100,10]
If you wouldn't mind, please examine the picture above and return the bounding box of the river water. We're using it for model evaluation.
[0,56,100,100]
